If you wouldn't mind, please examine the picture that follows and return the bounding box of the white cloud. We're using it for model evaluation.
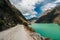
[41,0,60,12]
[41,3,57,12]
[10,0,44,18]
[54,0,60,3]
[23,13,30,16]
[30,15,37,18]
[10,0,60,19]
[9,0,21,4]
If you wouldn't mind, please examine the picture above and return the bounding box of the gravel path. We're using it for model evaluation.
[0,24,33,40]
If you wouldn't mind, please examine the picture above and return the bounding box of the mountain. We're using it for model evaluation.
[28,17,38,22]
[0,0,29,31]
[35,5,60,25]
[28,17,38,24]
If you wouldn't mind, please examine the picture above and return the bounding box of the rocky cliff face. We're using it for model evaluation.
[35,5,60,25]
[0,0,29,31]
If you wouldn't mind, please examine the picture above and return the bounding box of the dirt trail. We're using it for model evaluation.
[0,24,33,40]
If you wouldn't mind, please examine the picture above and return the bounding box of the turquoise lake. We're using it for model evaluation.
[29,23,60,40]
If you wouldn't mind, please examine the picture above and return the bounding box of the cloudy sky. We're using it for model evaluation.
[10,0,60,19]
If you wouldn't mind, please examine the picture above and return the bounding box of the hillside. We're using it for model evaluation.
[28,17,38,22]
[0,0,29,31]
[35,5,60,25]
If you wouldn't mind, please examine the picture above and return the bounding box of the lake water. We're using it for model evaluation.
[29,23,60,40]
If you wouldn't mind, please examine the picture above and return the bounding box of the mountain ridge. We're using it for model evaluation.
[35,5,60,25]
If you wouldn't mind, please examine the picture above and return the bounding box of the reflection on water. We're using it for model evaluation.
[29,23,60,40]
